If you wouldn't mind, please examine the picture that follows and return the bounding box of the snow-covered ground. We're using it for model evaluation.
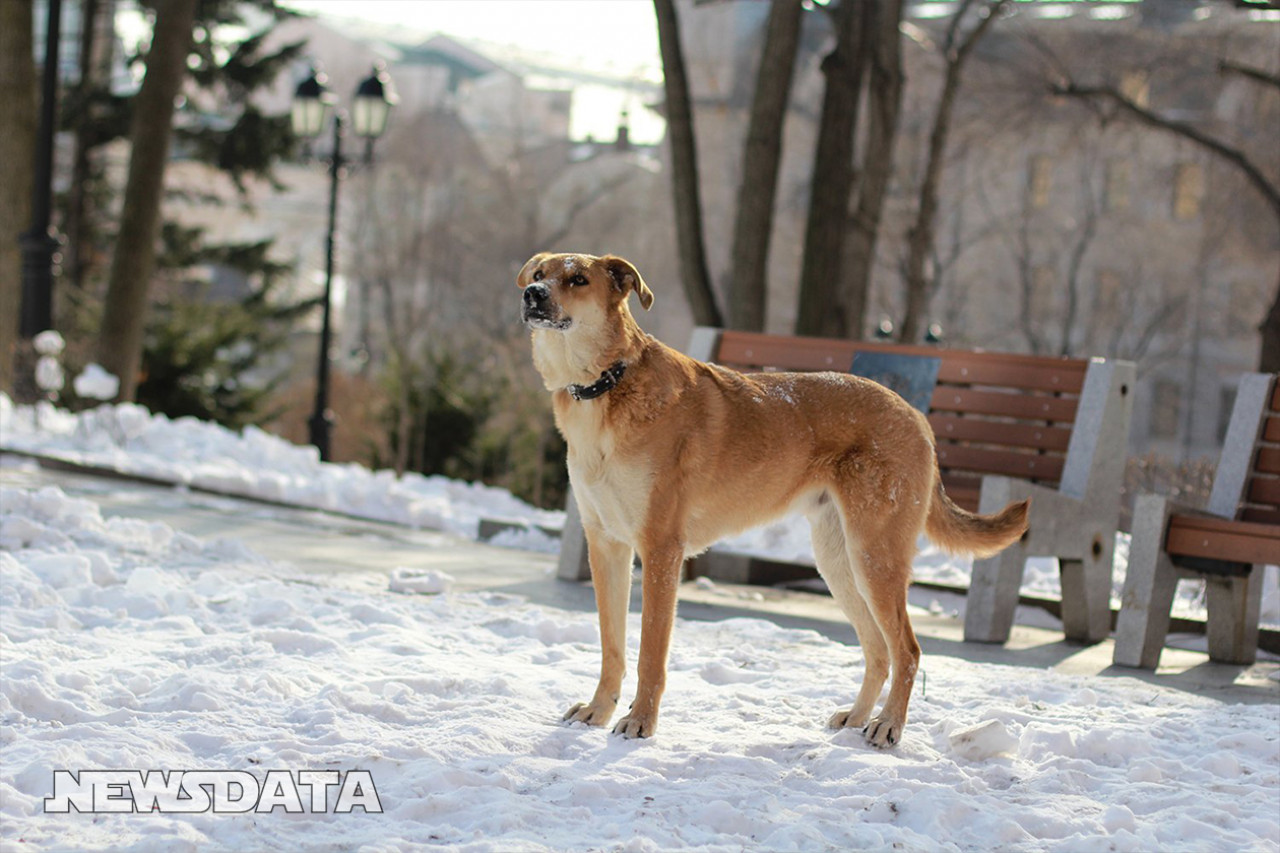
[2,395,1280,849]
[4,394,1277,625]
[2,481,1278,852]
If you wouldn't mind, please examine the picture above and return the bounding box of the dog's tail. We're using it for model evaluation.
[925,475,1029,559]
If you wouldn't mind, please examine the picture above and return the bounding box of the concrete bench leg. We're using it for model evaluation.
[964,544,1026,644]
[1113,495,1179,669]
[1059,530,1114,644]
[556,486,592,582]
[1205,566,1263,665]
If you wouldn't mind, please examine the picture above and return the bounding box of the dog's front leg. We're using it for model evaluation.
[563,525,633,727]
[613,542,683,739]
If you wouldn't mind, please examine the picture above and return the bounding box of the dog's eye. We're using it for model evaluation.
[532,270,544,282]
[570,274,587,287]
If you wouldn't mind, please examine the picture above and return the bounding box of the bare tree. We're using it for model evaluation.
[795,0,905,339]
[728,0,804,331]
[63,0,105,299]
[1001,149,1101,356]
[899,0,1006,344]
[1054,66,1280,371]
[654,0,723,327]
[838,0,905,338]
[795,0,866,337]
[0,0,36,395]
[96,0,198,401]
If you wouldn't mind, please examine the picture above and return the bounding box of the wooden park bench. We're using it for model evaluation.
[556,327,1135,646]
[1114,372,1280,669]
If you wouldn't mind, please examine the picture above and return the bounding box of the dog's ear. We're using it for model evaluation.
[517,253,553,289]
[600,255,654,311]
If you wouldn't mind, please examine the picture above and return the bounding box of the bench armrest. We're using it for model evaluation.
[1058,358,1135,504]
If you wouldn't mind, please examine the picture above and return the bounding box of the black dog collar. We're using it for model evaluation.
[568,361,627,401]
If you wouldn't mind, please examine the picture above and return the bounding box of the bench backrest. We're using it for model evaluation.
[1208,372,1280,524]
[688,328,1095,512]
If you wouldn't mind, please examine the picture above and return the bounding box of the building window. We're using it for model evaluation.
[1028,155,1052,209]
[1104,160,1130,212]
[1173,163,1203,221]
[1151,379,1182,439]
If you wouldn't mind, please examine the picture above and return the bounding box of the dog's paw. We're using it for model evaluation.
[562,699,616,727]
[862,715,904,749]
[827,707,871,730]
[611,712,657,739]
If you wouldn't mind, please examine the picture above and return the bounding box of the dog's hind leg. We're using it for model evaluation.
[564,525,633,728]
[847,531,921,749]
[808,501,890,732]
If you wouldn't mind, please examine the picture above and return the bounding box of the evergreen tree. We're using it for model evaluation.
[88,0,305,404]
[134,226,318,428]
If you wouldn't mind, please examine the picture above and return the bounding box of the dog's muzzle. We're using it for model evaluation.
[522,283,569,329]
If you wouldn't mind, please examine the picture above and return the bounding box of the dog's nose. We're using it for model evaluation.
[524,283,549,306]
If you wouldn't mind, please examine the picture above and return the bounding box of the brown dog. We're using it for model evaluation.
[519,252,1028,747]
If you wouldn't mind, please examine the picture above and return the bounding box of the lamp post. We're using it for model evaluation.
[291,64,396,461]
[20,0,63,340]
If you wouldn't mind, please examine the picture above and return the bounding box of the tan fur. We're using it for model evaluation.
[519,252,1029,747]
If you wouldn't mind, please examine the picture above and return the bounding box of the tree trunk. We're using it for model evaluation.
[900,74,957,346]
[795,0,866,338]
[654,0,723,328]
[96,0,197,402]
[63,0,100,299]
[0,0,36,395]
[1260,269,1280,373]
[840,0,904,340]
[900,0,1003,344]
[728,0,803,332]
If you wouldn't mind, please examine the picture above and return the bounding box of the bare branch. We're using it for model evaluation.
[1219,59,1280,90]
[1054,81,1280,221]
[942,0,979,54]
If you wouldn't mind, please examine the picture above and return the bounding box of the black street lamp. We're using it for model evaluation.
[20,0,63,340]
[291,64,396,462]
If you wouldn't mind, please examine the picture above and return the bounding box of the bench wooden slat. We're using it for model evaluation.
[929,387,1079,424]
[1255,446,1280,476]
[936,445,1065,482]
[1246,475,1280,508]
[716,335,857,372]
[934,353,1087,394]
[1264,416,1280,443]
[713,331,1089,394]
[1240,506,1280,525]
[929,415,1073,452]
[1271,379,1280,413]
[1166,513,1280,566]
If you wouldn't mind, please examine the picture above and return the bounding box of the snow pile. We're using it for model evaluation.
[72,363,120,401]
[0,394,562,540]
[389,566,455,595]
[2,485,1277,851]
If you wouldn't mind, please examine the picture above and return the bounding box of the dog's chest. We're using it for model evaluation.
[562,419,653,546]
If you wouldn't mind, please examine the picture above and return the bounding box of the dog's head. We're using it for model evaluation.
[517,252,654,333]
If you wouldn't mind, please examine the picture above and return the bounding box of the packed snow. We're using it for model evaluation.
[2,482,1278,851]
